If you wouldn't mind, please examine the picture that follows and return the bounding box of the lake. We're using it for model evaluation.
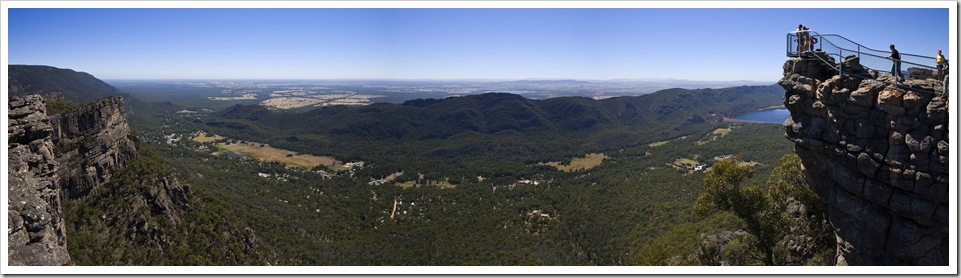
[732,108,789,123]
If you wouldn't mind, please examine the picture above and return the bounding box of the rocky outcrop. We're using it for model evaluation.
[50,96,137,199]
[779,53,948,265]
[8,94,136,265]
[8,95,72,266]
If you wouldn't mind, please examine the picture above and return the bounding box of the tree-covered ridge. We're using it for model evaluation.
[694,154,834,265]
[62,141,273,265]
[200,86,783,182]
[8,65,123,103]
[210,85,783,140]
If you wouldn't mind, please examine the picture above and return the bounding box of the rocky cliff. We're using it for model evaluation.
[8,95,72,265]
[10,65,272,265]
[49,96,137,199]
[779,53,948,265]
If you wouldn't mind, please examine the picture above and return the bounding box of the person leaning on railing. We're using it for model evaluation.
[936,50,946,80]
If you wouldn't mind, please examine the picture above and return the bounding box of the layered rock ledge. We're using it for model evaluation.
[8,95,137,265]
[50,96,137,199]
[779,54,948,265]
[8,95,71,266]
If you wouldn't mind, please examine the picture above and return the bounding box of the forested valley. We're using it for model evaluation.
[113,86,834,265]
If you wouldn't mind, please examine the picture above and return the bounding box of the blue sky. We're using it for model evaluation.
[5,7,952,82]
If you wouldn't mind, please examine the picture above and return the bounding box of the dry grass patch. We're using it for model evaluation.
[216,141,341,169]
[396,181,417,189]
[648,141,669,148]
[260,97,325,109]
[712,128,733,136]
[673,158,700,168]
[192,133,224,143]
[383,171,404,182]
[696,127,733,145]
[540,153,608,172]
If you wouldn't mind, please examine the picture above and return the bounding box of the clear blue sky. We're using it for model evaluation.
[6,7,951,82]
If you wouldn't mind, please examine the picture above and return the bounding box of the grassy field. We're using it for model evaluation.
[540,153,608,172]
[215,141,341,169]
[648,141,669,148]
[260,97,324,110]
[696,127,733,146]
[192,133,224,143]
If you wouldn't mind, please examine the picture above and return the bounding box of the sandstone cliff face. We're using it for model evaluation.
[50,96,137,199]
[8,95,72,266]
[8,94,138,265]
[779,54,948,265]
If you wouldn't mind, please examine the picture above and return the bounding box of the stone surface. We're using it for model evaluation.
[780,56,948,265]
[8,95,72,266]
[8,95,138,265]
[49,96,137,199]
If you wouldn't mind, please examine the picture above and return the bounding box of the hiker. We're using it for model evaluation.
[795,24,805,54]
[809,34,818,52]
[889,44,904,82]
[936,49,946,80]
[800,26,810,54]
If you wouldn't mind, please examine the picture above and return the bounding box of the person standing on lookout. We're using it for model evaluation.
[809,32,818,52]
[889,44,904,83]
[936,49,946,80]
[796,24,806,54]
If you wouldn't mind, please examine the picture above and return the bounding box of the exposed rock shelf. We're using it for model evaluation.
[779,54,948,265]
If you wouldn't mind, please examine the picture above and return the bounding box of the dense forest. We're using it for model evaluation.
[117,85,833,265]
[10,64,834,265]
[149,116,831,265]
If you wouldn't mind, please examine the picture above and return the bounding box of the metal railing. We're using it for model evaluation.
[787,30,944,96]
[787,30,941,74]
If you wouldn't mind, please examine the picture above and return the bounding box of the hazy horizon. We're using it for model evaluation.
[4,3,952,82]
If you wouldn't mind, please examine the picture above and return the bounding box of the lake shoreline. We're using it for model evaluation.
[723,118,785,124]
[728,108,789,124]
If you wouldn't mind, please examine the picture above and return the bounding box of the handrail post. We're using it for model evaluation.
[787,33,791,56]
[839,49,844,76]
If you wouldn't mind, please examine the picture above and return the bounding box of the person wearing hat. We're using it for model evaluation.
[936,50,946,80]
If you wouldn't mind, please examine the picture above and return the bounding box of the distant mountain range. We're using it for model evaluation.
[210,85,784,142]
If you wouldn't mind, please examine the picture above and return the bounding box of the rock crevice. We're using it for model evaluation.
[779,54,948,265]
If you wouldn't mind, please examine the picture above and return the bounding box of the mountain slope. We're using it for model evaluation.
[200,85,784,181]
[8,65,122,103]
[210,85,783,141]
